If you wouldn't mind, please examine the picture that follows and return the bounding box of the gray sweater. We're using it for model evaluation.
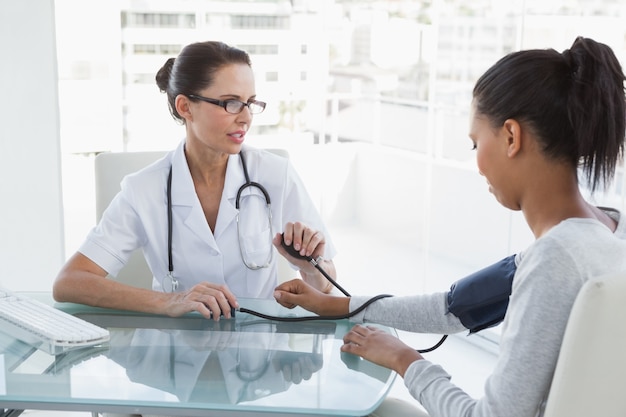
[349,210,626,417]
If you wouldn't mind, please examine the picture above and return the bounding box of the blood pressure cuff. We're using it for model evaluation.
[447,254,517,333]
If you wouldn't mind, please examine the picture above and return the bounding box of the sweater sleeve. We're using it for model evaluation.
[403,235,586,417]
[349,293,467,334]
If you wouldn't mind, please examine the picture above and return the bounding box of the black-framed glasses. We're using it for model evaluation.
[188,94,266,115]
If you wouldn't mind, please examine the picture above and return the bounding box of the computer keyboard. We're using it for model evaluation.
[0,288,110,355]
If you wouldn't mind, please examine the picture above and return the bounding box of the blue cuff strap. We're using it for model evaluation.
[447,254,517,333]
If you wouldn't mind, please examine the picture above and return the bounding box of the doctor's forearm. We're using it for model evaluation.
[54,271,170,314]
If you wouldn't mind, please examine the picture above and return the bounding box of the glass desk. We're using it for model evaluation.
[0,294,396,417]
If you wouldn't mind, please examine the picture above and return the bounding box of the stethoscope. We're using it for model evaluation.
[164,152,273,292]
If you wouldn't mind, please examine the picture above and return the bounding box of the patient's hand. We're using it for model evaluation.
[341,324,422,377]
[274,279,350,316]
[273,279,320,310]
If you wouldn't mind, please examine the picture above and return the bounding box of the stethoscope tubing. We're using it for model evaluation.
[165,152,273,284]
[165,152,447,354]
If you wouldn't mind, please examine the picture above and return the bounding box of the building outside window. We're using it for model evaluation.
[56,0,626,353]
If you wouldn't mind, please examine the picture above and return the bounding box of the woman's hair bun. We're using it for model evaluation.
[155,57,176,92]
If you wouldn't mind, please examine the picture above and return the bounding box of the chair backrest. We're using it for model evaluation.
[543,269,626,417]
[94,148,293,289]
[95,151,167,289]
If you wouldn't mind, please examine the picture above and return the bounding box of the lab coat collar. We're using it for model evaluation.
[169,140,196,207]
[214,152,244,240]
[223,149,246,203]
[169,141,249,207]
[167,140,223,249]
[216,148,270,240]
[168,141,253,245]
[223,147,270,208]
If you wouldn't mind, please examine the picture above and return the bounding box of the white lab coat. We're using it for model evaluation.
[79,140,336,298]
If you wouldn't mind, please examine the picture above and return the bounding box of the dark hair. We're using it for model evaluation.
[473,36,626,192]
[155,41,252,123]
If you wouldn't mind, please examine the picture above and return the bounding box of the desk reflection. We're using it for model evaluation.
[1,300,395,417]
[64,316,331,405]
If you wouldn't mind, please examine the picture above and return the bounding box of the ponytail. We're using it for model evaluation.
[473,36,625,192]
[563,37,626,191]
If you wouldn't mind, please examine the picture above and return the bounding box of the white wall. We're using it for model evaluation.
[0,0,65,291]
[322,143,534,292]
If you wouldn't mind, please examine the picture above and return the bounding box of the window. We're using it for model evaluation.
[237,44,279,55]
[133,44,182,55]
[230,14,290,30]
[122,12,195,28]
[57,1,626,351]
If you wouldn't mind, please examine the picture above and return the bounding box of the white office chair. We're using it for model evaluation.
[94,149,293,290]
[543,269,626,417]
[372,269,626,417]
[95,151,167,289]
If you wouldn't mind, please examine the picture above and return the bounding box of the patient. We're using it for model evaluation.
[274,36,626,417]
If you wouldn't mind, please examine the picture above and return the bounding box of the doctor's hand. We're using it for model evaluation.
[273,279,349,317]
[275,222,325,266]
[341,324,423,378]
[165,282,239,321]
[273,351,323,384]
[273,222,337,293]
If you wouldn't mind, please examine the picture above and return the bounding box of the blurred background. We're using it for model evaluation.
[2,0,625,365]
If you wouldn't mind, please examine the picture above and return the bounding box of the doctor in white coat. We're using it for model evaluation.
[53,41,337,319]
